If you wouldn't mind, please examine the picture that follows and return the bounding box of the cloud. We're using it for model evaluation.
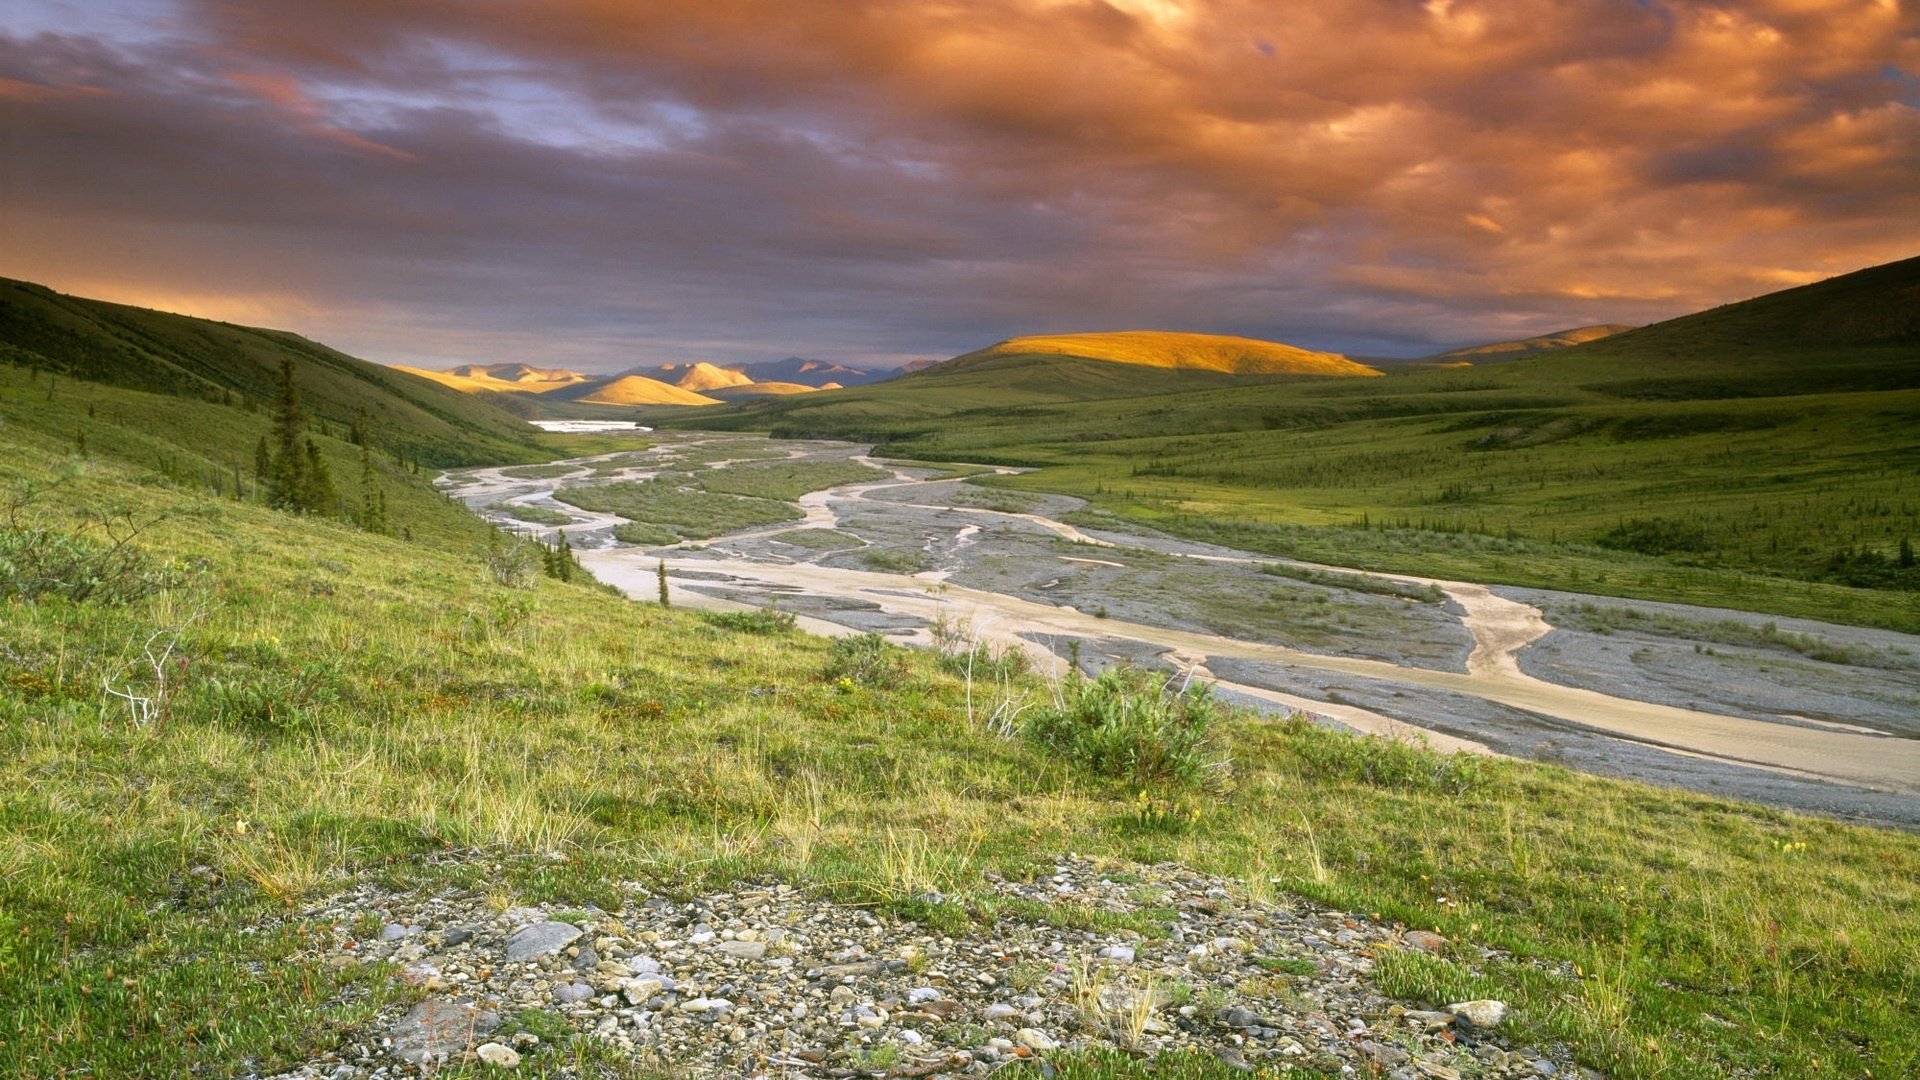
[2,0,1916,367]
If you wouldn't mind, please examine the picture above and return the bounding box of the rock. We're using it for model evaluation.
[475,1042,520,1069]
[442,927,474,947]
[1099,944,1135,962]
[809,958,898,980]
[572,943,599,970]
[379,923,414,941]
[389,998,500,1065]
[620,977,664,1005]
[680,997,732,1015]
[1013,1028,1057,1051]
[1361,1039,1411,1067]
[1405,1010,1458,1031]
[983,1003,1020,1021]
[505,921,582,963]
[714,940,767,960]
[1214,1046,1253,1072]
[1404,930,1448,953]
[553,981,593,1004]
[1220,1006,1260,1029]
[906,987,942,1004]
[1446,1000,1509,1029]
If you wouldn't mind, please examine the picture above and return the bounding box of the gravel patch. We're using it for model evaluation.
[260,856,1590,1079]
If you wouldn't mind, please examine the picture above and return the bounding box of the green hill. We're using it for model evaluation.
[3,325,1919,1079]
[671,256,1920,629]
[958,330,1381,377]
[1425,324,1634,363]
[0,278,545,466]
[663,349,1349,443]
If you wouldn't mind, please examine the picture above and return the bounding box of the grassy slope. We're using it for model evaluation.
[2,363,1918,1079]
[965,331,1382,377]
[0,278,545,467]
[663,259,1920,631]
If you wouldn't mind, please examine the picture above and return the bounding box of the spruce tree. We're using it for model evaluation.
[358,438,388,533]
[657,558,670,606]
[557,532,575,582]
[265,359,309,510]
[302,438,337,514]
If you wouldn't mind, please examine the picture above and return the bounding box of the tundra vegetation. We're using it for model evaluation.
[1,358,1918,1079]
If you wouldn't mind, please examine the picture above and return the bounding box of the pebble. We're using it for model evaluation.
[504,922,582,963]
[388,998,498,1065]
[1013,1028,1057,1051]
[474,1042,520,1069]
[1448,1000,1511,1029]
[1404,930,1449,953]
[258,855,1578,1080]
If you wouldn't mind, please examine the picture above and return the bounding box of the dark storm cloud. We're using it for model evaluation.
[3,0,1917,368]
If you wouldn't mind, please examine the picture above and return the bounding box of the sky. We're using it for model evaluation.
[2,1,1917,371]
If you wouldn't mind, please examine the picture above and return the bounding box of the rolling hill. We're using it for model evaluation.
[673,329,1384,438]
[736,357,885,387]
[395,362,589,395]
[1425,324,1634,363]
[706,381,829,399]
[956,330,1382,377]
[0,278,545,465]
[668,254,1920,624]
[624,361,755,393]
[553,374,722,406]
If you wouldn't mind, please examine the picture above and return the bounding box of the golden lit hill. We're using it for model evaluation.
[1429,325,1634,362]
[961,331,1381,377]
[393,364,589,394]
[556,374,721,406]
[625,362,756,392]
[705,381,823,400]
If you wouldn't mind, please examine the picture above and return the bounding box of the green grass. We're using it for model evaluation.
[659,259,1920,632]
[4,352,1920,1079]
[610,521,681,547]
[0,277,548,467]
[497,463,583,480]
[500,504,572,526]
[693,459,887,501]
[554,479,800,539]
[775,528,863,551]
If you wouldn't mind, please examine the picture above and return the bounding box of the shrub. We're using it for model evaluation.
[1025,667,1229,788]
[823,633,908,687]
[702,607,798,635]
[483,535,539,588]
[1281,715,1485,795]
[0,525,181,605]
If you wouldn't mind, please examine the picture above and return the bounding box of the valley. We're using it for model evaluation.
[449,434,1920,829]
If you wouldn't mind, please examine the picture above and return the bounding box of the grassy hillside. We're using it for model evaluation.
[667,258,1920,630]
[1427,324,1634,362]
[392,364,588,395]
[556,374,722,407]
[673,353,1319,439]
[0,278,547,467]
[2,350,1918,1079]
[963,331,1382,377]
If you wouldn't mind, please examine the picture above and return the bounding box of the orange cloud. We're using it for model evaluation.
[3,0,1916,364]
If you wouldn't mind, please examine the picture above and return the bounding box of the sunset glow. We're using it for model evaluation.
[2,0,1916,368]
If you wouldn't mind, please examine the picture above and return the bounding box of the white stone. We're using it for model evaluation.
[475,1042,520,1069]
[1446,1000,1509,1029]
